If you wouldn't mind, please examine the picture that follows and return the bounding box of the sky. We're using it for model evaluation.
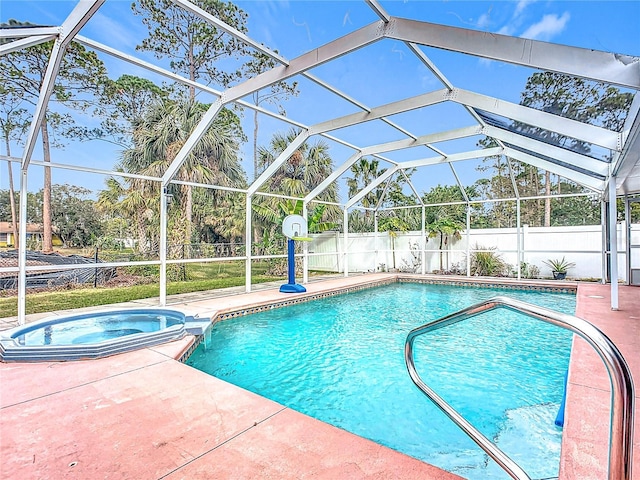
[1,0,639,203]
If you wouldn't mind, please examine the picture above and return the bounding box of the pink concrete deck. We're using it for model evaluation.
[0,341,460,479]
[0,276,637,479]
[559,283,639,479]
[0,275,460,480]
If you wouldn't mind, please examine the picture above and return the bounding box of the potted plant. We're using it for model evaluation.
[543,257,576,280]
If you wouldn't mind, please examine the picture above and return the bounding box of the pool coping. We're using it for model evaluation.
[0,308,195,363]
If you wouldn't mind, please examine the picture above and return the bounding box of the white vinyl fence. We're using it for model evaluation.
[308,223,640,282]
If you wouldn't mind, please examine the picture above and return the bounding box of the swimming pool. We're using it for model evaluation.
[0,308,191,362]
[187,283,575,479]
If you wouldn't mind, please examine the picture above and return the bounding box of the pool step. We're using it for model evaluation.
[485,403,562,479]
[429,403,562,480]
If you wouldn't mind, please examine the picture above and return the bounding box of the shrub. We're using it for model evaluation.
[470,245,508,276]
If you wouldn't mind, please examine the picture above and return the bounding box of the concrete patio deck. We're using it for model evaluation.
[0,275,637,479]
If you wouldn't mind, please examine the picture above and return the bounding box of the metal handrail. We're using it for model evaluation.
[404,295,634,480]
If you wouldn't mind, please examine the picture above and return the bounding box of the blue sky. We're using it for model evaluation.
[1,0,639,200]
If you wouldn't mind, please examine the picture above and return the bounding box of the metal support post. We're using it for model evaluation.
[421,206,426,275]
[516,199,521,280]
[343,208,349,277]
[303,202,309,284]
[245,194,253,293]
[466,205,471,277]
[17,170,28,325]
[159,188,168,306]
[608,175,619,310]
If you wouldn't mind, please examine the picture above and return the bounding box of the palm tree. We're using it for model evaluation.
[119,98,246,250]
[97,177,153,253]
[203,192,246,245]
[427,215,463,272]
[346,157,385,209]
[254,128,340,239]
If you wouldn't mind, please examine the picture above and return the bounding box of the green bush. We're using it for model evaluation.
[470,245,508,276]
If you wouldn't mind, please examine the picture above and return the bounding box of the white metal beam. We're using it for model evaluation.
[361,125,482,156]
[611,94,640,194]
[0,34,57,56]
[449,163,470,203]
[608,174,619,309]
[483,125,610,178]
[406,42,454,90]
[309,89,448,135]
[401,169,424,206]
[166,2,435,158]
[398,147,504,170]
[170,0,289,65]
[452,88,620,151]
[347,166,398,208]
[17,170,28,324]
[504,147,604,191]
[160,21,385,185]
[76,36,309,131]
[161,100,223,185]
[20,0,105,171]
[221,21,386,105]
[76,36,221,97]
[365,0,390,23]
[0,26,61,38]
[386,17,640,90]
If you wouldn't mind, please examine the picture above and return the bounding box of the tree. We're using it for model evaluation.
[427,216,463,271]
[0,84,29,248]
[517,72,633,226]
[550,182,600,226]
[346,158,420,232]
[97,175,155,254]
[254,129,340,239]
[345,157,386,232]
[74,74,168,148]
[118,98,246,250]
[242,52,298,181]
[347,157,385,208]
[1,20,107,252]
[49,184,104,247]
[253,198,336,234]
[257,129,338,200]
[422,185,466,271]
[198,191,246,244]
[95,177,135,249]
[132,0,249,97]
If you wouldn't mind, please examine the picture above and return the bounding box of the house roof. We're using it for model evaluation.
[0,222,43,234]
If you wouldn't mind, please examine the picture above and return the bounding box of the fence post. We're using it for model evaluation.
[182,243,187,282]
[94,246,98,288]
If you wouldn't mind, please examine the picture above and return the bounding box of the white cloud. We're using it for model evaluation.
[520,12,571,41]
[497,25,514,36]
[514,0,535,18]
[477,12,491,29]
[86,11,138,51]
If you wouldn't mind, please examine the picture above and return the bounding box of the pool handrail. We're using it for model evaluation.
[404,295,634,480]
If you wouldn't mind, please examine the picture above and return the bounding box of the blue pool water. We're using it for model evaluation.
[187,283,575,479]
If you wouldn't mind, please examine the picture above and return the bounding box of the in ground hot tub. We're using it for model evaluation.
[0,309,191,362]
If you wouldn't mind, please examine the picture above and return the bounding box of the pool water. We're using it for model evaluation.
[187,283,575,479]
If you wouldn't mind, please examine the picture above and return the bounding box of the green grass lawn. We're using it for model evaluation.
[0,261,283,318]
